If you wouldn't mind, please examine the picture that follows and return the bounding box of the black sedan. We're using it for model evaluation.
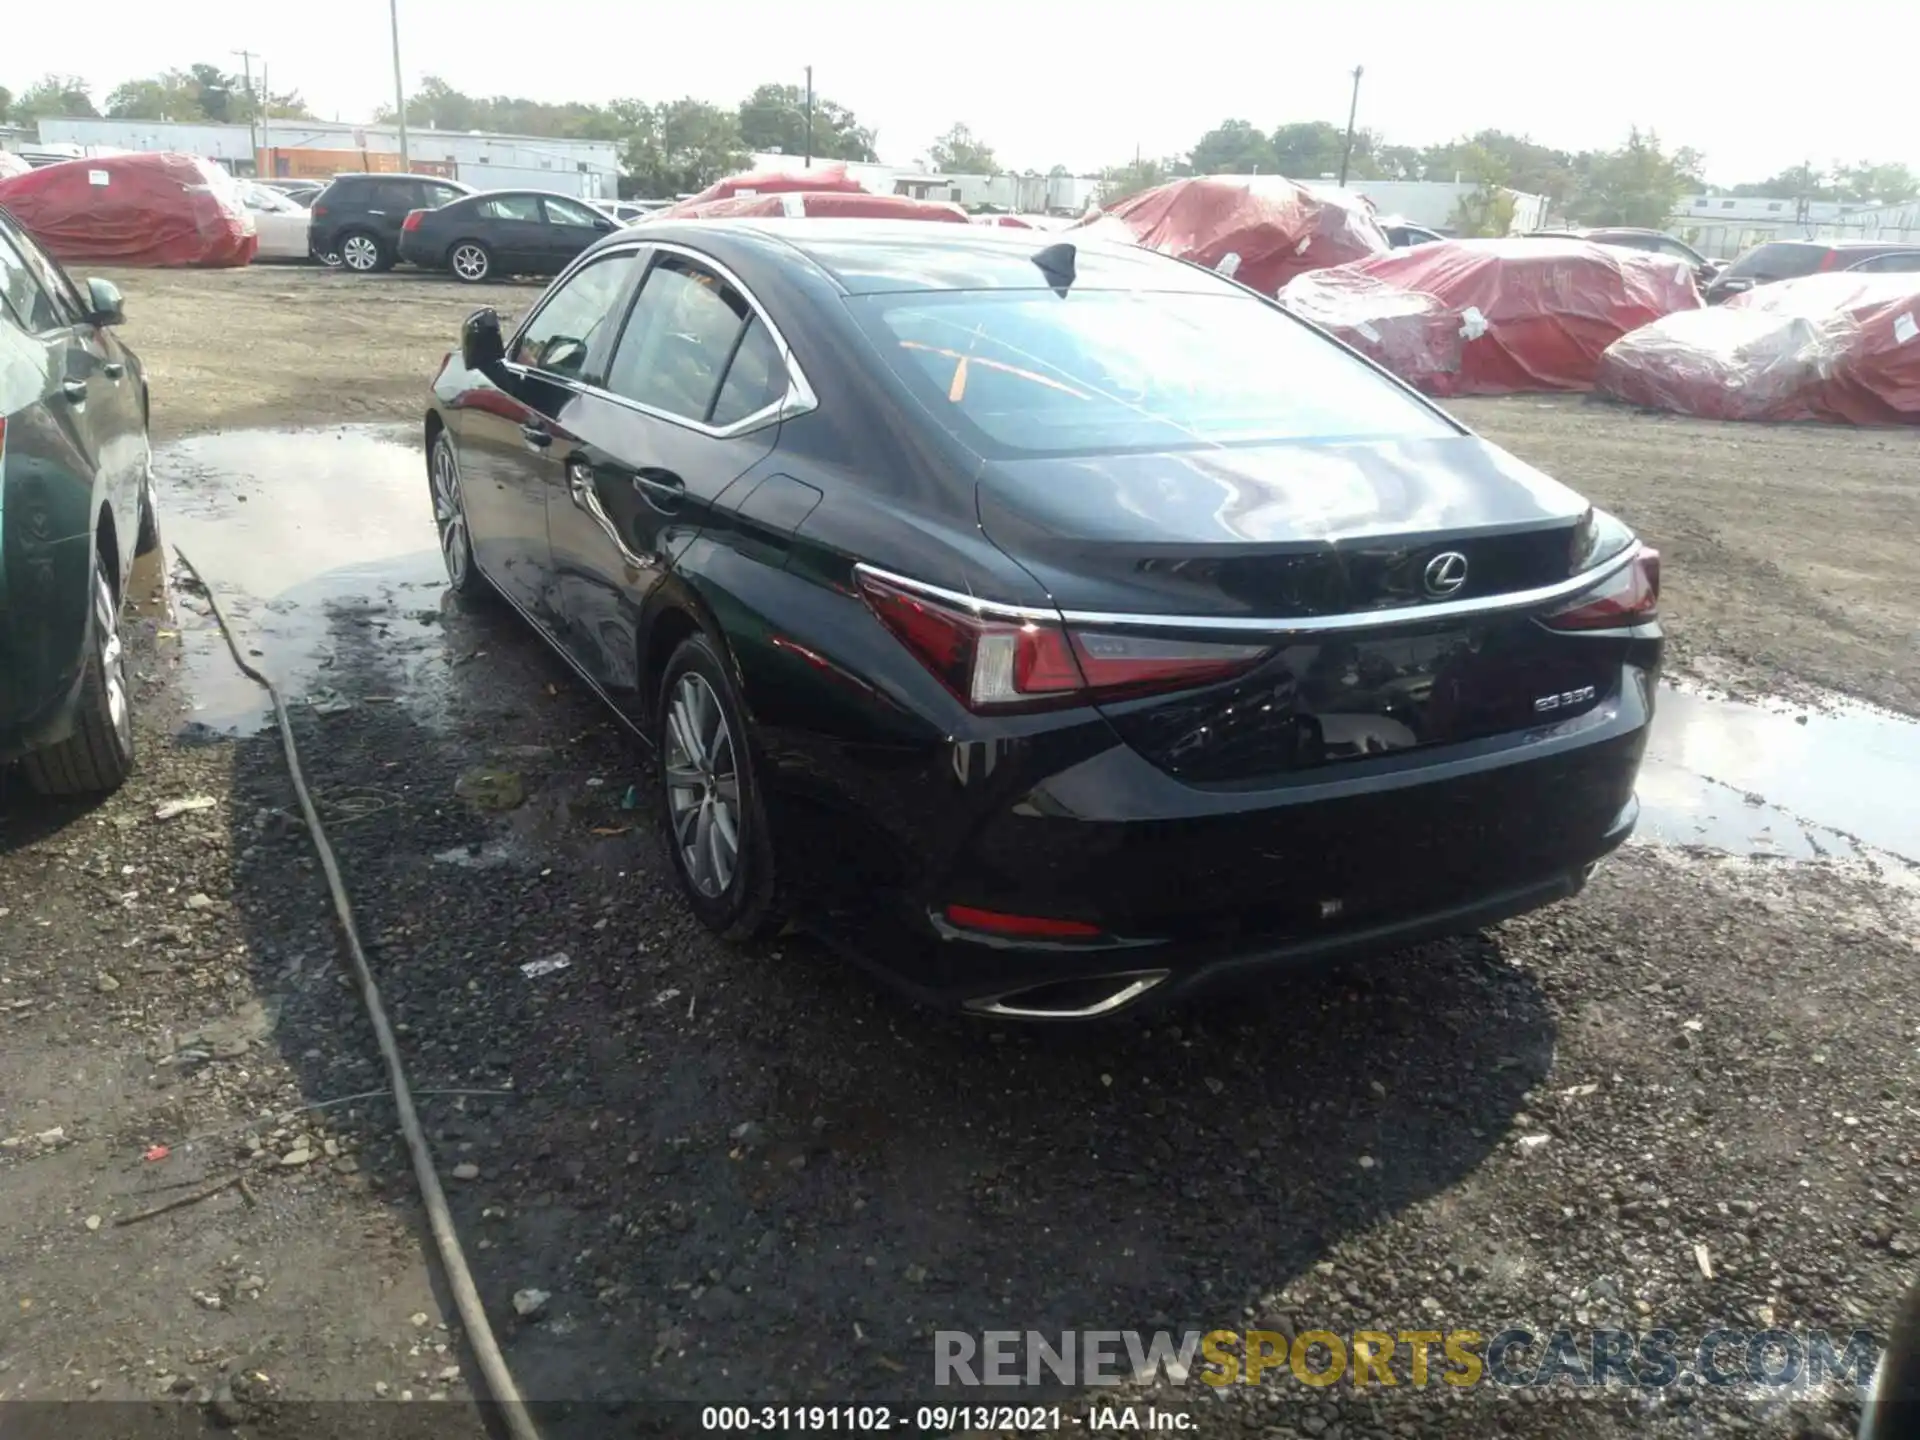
[0,206,155,794]
[423,220,1662,1018]
[399,190,620,283]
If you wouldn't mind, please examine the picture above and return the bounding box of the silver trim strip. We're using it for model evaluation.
[854,543,1641,636]
[966,971,1170,1020]
[505,238,819,441]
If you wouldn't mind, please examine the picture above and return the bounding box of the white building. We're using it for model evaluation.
[1667,192,1920,259]
[35,116,619,199]
[745,151,1099,215]
[1315,178,1548,235]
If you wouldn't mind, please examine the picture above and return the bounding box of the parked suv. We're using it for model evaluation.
[1704,240,1920,303]
[0,204,155,794]
[310,173,474,273]
[1528,227,1720,288]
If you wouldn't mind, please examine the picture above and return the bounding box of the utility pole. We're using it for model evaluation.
[259,62,271,164]
[1337,64,1364,187]
[803,65,814,170]
[388,0,411,169]
[232,49,259,174]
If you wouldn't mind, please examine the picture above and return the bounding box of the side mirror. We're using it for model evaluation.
[595,217,616,232]
[461,307,507,374]
[85,277,126,327]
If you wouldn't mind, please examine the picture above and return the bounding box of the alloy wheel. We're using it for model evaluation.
[451,243,489,282]
[664,673,741,899]
[431,440,469,587]
[95,563,131,752]
[341,234,380,271]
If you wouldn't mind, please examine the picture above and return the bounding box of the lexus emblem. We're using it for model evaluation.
[1423,551,1469,597]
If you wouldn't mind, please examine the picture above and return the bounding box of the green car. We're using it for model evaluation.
[0,205,156,795]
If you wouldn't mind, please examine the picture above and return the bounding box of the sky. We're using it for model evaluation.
[8,0,1911,185]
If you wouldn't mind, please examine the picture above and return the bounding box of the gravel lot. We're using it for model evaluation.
[1,263,1916,1439]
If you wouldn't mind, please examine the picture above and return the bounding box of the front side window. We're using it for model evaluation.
[510,251,640,380]
[850,289,1453,458]
[543,197,602,227]
[603,257,753,423]
[482,194,543,222]
[0,224,63,333]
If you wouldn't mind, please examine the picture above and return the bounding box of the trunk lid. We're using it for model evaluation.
[975,435,1623,786]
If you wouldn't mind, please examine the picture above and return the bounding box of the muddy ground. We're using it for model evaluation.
[1,263,1917,1440]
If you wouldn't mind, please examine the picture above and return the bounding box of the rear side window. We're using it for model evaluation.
[709,319,791,427]
[604,257,753,423]
[481,194,542,221]
[368,180,415,210]
[542,197,602,227]
[510,251,640,380]
[423,183,463,208]
[849,289,1453,457]
[1849,251,1920,273]
[1724,243,1828,281]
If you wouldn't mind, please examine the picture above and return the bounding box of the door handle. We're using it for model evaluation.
[520,423,552,449]
[103,362,125,379]
[61,379,87,403]
[633,468,684,496]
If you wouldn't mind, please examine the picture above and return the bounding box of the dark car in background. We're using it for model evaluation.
[398,190,620,283]
[0,206,154,794]
[310,172,474,272]
[1843,249,1920,275]
[259,178,325,206]
[1382,219,1447,248]
[1704,239,1920,302]
[424,220,1661,1018]
[1528,227,1719,287]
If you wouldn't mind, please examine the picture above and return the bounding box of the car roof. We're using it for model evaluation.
[326,172,472,187]
[585,218,1239,296]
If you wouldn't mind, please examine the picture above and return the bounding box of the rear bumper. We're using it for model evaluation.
[780,659,1658,1018]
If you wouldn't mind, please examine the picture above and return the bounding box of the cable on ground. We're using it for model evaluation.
[175,546,541,1440]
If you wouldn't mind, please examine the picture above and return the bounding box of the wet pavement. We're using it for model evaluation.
[151,424,1920,869]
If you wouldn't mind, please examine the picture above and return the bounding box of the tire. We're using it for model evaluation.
[448,240,493,284]
[23,550,134,796]
[428,432,484,597]
[315,241,344,268]
[337,229,389,273]
[655,633,778,941]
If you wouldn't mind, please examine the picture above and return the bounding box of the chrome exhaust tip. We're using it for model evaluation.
[966,970,1170,1021]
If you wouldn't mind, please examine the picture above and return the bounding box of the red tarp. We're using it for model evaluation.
[660,191,971,224]
[0,152,257,267]
[1279,238,1703,396]
[657,163,870,218]
[1069,175,1391,296]
[973,213,1036,228]
[1596,273,1920,425]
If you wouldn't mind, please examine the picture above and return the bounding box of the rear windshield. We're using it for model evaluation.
[847,289,1454,457]
[1724,242,1829,281]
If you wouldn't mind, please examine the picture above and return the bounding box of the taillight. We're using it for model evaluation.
[943,905,1103,939]
[1543,548,1660,630]
[311,202,328,218]
[1816,249,1841,272]
[402,210,424,232]
[855,570,1269,711]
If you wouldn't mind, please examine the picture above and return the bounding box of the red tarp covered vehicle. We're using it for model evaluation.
[1596,272,1920,424]
[1069,176,1390,296]
[655,162,870,218]
[1279,238,1702,396]
[0,152,257,267]
[660,191,971,224]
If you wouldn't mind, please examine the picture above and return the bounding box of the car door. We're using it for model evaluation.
[456,247,643,623]
[474,194,547,271]
[538,196,615,275]
[543,247,794,716]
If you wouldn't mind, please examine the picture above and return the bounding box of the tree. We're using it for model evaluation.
[1189,119,1277,175]
[10,74,97,122]
[736,83,875,162]
[624,98,747,198]
[1269,120,1356,179]
[926,122,996,174]
[1095,156,1189,205]
[1445,145,1518,236]
[1565,128,1700,228]
[105,65,311,123]
[0,87,13,123]
[1833,161,1919,205]
[1423,130,1576,206]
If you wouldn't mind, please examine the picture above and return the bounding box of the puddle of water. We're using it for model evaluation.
[152,426,454,735]
[1637,685,1920,865]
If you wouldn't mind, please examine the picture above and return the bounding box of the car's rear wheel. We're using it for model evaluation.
[338,230,388,273]
[656,634,778,941]
[449,241,492,283]
[429,432,483,596]
[23,551,134,796]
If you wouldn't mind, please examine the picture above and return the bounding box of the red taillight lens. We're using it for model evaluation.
[943,905,1103,939]
[402,210,424,232]
[311,203,328,218]
[1543,548,1660,630]
[1816,249,1841,272]
[855,572,1268,711]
